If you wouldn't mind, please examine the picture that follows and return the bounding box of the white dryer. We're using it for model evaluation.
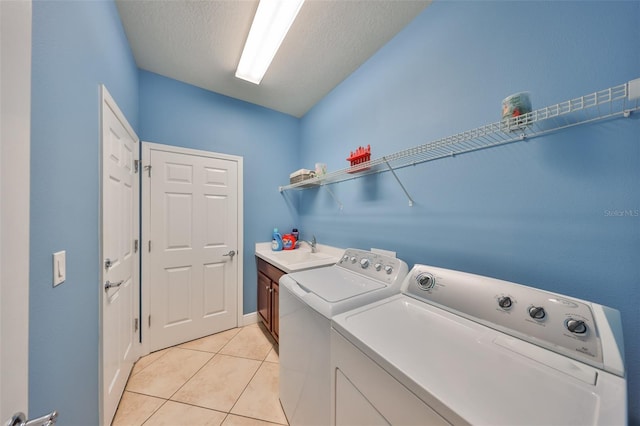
[331,264,627,425]
[279,248,408,426]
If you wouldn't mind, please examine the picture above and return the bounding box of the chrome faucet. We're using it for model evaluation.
[307,235,317,253]
[297,235,317,253]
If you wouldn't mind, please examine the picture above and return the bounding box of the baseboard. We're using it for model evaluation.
[243,312,259,326]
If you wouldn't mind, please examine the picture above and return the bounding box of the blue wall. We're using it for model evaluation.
[299,1,640,423]
[30,0,138,424]
[27,0,639,424]
[138,70,300,314]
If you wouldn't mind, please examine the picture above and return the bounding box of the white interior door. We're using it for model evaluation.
[143,143,242,352]
[1,1,31,423]
[100,86,139,426]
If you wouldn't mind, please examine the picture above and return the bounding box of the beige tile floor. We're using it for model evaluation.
[112,323,287,426]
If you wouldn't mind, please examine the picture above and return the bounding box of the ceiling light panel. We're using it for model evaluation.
[236,0,305,84]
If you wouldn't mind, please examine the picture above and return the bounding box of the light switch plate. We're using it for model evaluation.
[53,250,66,287]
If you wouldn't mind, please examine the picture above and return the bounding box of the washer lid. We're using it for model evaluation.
[332,295,627,426]
[287,266,385,302]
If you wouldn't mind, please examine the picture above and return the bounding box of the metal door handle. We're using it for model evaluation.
[9,411,58,426]
[104,280,124,291]
[223,250,236,259]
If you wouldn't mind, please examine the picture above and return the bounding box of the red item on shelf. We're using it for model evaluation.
[347,145,371,173]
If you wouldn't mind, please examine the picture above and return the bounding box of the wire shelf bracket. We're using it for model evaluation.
[324,185,343,210]
[383,157,414,207]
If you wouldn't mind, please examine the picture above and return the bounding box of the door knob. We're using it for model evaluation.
[223,250,236,260]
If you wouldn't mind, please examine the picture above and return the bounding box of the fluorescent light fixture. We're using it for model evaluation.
[236,0,305,85]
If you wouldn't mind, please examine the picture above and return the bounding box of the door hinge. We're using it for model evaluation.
[144,165,152,177]
[134,318,139,332]
[134,239,139,253]
[134,159,140,173]
[148,240,151,252]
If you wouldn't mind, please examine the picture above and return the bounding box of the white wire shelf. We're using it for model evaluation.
[279,78,640,202]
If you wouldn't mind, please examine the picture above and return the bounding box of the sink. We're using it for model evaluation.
[270,250,333,265]
[255,243,342,273]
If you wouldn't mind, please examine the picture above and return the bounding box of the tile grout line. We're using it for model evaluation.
[117,325,283,425]
[129,348,172,380]
[150,398,231,423]
[120,331,233,424]
[226,346,286,425]
[140,327,243,402]
[226,323,275,416]
[119,348,215,426]
[227,356,266,416]
[162,325,252,403]
[227,412,290,426]
[139,397,170,426]
[173,344,279,422]
[156,326,254,409]
[164,349,217,402]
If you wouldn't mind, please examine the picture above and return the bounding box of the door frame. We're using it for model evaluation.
[141,142,244,356]
[0,0,31,422]
[98,85,141,425]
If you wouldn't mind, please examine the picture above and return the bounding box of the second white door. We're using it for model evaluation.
[144,143,242,352]
[101,85,139,426]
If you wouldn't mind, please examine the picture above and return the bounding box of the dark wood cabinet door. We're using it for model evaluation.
[257,271,271,330]
[256,256,283,343]
[272,281,279,340]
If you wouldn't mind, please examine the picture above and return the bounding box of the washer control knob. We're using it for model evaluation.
[528,306,546,320]
[566,318,588,335]
[417,273,435,291]
[498,296,512,310]
[360,258,370,269]
[374,263,382,271]
[384,265,393,275]
[342,255,349,262]
[350,256,357,264]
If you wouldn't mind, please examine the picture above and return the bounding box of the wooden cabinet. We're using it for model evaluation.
[256,256,284,342]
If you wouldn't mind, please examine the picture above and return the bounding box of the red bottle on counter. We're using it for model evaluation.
[282,233,296,250]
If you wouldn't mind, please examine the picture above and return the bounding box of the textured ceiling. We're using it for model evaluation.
[115,0,431,117]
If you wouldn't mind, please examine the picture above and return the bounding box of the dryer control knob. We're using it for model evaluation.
[374,263,382,271]
[341,255,349,263]
[498,296,512,310]
[350,256,357,264]
[528,306,546,320]
[384,265,393,275]
[360,258,370,269]
[566,318,587,335]
[417,273,435,290]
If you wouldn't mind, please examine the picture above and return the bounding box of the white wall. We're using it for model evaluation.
[0,0,32,421]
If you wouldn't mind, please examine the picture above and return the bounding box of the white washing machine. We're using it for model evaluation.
[279,248,408,426]
[331,264,627,425]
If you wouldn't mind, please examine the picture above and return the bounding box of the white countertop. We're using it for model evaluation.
[255,241,344,273]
